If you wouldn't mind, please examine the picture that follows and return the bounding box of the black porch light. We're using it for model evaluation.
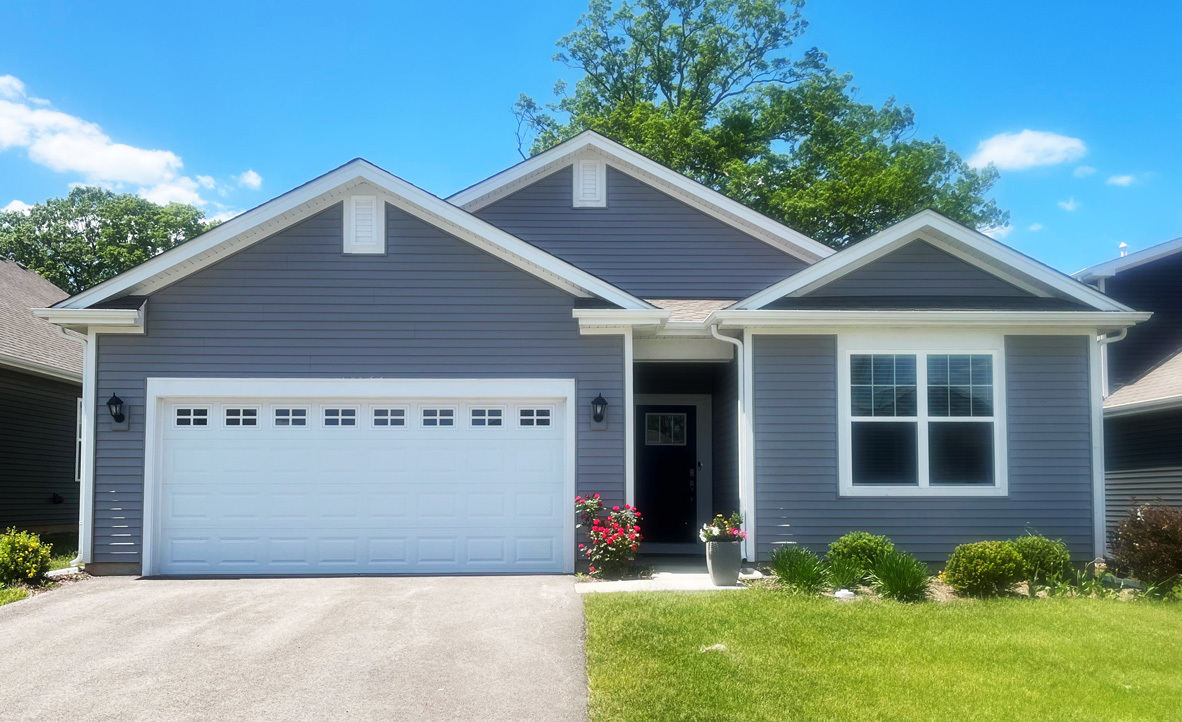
[106,393,125,423]
[591,393,608,423]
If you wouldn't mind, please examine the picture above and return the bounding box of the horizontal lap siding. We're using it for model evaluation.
[1104,408,1182,531]
[474,166,806,299]
[753,335,1094,563]
[92,203,624,564]
[0,368,81,529]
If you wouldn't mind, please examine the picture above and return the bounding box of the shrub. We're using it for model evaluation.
[769,545,827,594]
[575,495,642,579]
[0,528,52,585]
[826,532,895,582]
[1109,503,1182,584]
[871,549,931,602]
[943,541,1025,597]
[827,555,865,590]
[1010,533,1073,583]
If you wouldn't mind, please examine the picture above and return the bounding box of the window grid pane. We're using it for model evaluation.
[851,354,916,417]
[927,354,993,417]
[471,408,503,427]
[373,408,406,427]
[324,408,357,427]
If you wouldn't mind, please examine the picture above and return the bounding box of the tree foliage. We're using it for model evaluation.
[515,0,1007,248]
[0,187,215,294]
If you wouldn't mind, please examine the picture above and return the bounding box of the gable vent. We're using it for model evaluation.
[344,195,385,254]
[572,159,606,208]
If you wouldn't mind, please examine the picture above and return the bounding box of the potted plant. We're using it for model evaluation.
[700,512,746,586]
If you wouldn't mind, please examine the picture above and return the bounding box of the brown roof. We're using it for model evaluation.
[646,299,734,323]
[1105,346,1182,410]
[0,258,82,377]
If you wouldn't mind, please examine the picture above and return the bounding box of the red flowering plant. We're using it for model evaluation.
[575,494,643,579]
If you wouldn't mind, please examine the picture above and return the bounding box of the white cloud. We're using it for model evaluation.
[235,169,262,189]
[1028,223,1043,231]
[1107,174,1135,186]
[967,130,1086,170]
[980,224,1012,239]
[206,209,241,223]
[2,199,31,214]
[1074,165,1096,178]
[1058,197,1079,211]
[0,74,260,209]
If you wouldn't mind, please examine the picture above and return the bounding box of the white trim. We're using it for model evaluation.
[1075,234,1182,282]
[624,329,635,506]
[734,210,1135,313]
[741,329,755,560]
[633,337,735,361]
[343,194,386,254]
[1088,335,1106,558]
[835,331,1009,498]
[634,394,713,554]
[1104,394,1182,417]
[448,131,833,262]
[53,160,652,311]
[572,158,606,208]
[0,353,81,383]
[33,307,144,330]
[140,377,578,576]
[710,309,1150,330]
[75,331,96,566]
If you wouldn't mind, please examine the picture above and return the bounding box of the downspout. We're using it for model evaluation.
[710,325,750,560]
[1097,327,1127,399]
[1091,326,1129,559]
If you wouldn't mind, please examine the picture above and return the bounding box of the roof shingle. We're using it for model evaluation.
[0,258,82,376]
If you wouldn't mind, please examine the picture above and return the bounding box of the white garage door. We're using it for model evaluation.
[150,385,571,575]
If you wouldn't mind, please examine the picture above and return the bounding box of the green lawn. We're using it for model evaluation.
[0,586,29,607]
[39,532,78,571]
[584,591,1182,721]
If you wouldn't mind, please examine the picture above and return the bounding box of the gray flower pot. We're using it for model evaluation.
[705,541,742,586]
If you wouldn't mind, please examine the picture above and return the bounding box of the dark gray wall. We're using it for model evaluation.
[0,367,80,531]
[1100,253,1182,389]
[474,166,807,300]
[92,203,625,565]
[712,359,740,516]
[752,334,1095,562]
[1104,408,1182,531]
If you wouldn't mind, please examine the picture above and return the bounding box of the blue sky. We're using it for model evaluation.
[1,1,1178,273]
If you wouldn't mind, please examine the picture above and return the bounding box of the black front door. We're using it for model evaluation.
[635,405,697,543]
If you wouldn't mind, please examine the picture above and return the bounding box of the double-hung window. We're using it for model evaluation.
[840,336,1006,496]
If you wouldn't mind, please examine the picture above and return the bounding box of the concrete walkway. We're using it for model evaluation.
[0,575,586,722]
[575,570,762,594]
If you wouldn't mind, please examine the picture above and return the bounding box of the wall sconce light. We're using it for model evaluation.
[591,393,608,424]
[106,393,125,423]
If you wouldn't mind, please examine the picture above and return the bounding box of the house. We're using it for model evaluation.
[1,257,82,534]
[36,132,1148,576]
[1076,239,1182,531]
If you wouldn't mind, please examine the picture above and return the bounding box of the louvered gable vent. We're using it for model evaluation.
[344,194,385,254]
[572,159,606,208]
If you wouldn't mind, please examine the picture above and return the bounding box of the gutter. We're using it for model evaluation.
[710,325,753,561]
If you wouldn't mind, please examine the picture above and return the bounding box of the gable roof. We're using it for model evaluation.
[56,159,652,311]
[0,258,81,381]
[733,210,1135,313]
[447,131,834,263]
[1105,345,1182,416]
[1075,235,1182,283]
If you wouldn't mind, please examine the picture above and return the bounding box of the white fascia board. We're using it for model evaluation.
[708,309,1152,330]
[573,308,670,332]
[1104,394,1182,417]
[33,307,144,329]
[448,131,834,263]
[56,160,651,312]
[1075,235,1182,281]
[0,353,82,383]
[735,210,1134,313]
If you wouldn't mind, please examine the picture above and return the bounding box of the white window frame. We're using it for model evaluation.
[519,406,554,427]
[371,406,407,427]
[421,406,456,427]
[173,406,210,428]
[223,406,260,427]
[322,406,359,427]
[837,331,1008,497]
[571,158,607,208]
[273,406,309,427]
[470,406,505,428]
[343,194,386,254]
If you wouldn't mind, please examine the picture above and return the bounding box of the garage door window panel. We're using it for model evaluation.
[175,407,209,427]
[422,408,455,427]
[372,408,406,427]
[519,408,552,427]
[225,407,259,427]
[324,408,358,427]
[274,407,308,427]
[471,408,504,427]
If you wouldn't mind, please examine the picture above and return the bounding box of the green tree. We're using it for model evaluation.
[515,0,1007,248]
[0,187,216,294]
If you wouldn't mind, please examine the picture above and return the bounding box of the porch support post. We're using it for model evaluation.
[624,328,635,507]
[1089,332,1106,559]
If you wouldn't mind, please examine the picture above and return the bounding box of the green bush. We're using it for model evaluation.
[769,545,828,594]
[1108,504,1182,584]
[0,528,51,585]
[826,555,865,590]
[943,541,1025,597]
[827,532,895,582]
[871,549,931,602]
[1010,534,1073,583]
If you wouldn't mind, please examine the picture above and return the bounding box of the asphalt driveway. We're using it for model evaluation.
[0,575,586,722]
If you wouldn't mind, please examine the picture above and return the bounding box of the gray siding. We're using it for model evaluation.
[753,334,1095,563]
[801,240,1033,298]
[1101,253,1182,389]
[91,203,625,565]
[1103,407,1182,532]
[712,359,740,516]
[474,166,807,300]
[0,367,80,531]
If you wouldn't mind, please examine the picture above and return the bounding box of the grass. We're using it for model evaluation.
[39,532,78,571]
[0,586,30,607]
[584,590,1182,721]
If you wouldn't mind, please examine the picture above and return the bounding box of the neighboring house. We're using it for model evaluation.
[0,257,83,534]
[1076,239,1182,531]
[37,132,1147,576]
